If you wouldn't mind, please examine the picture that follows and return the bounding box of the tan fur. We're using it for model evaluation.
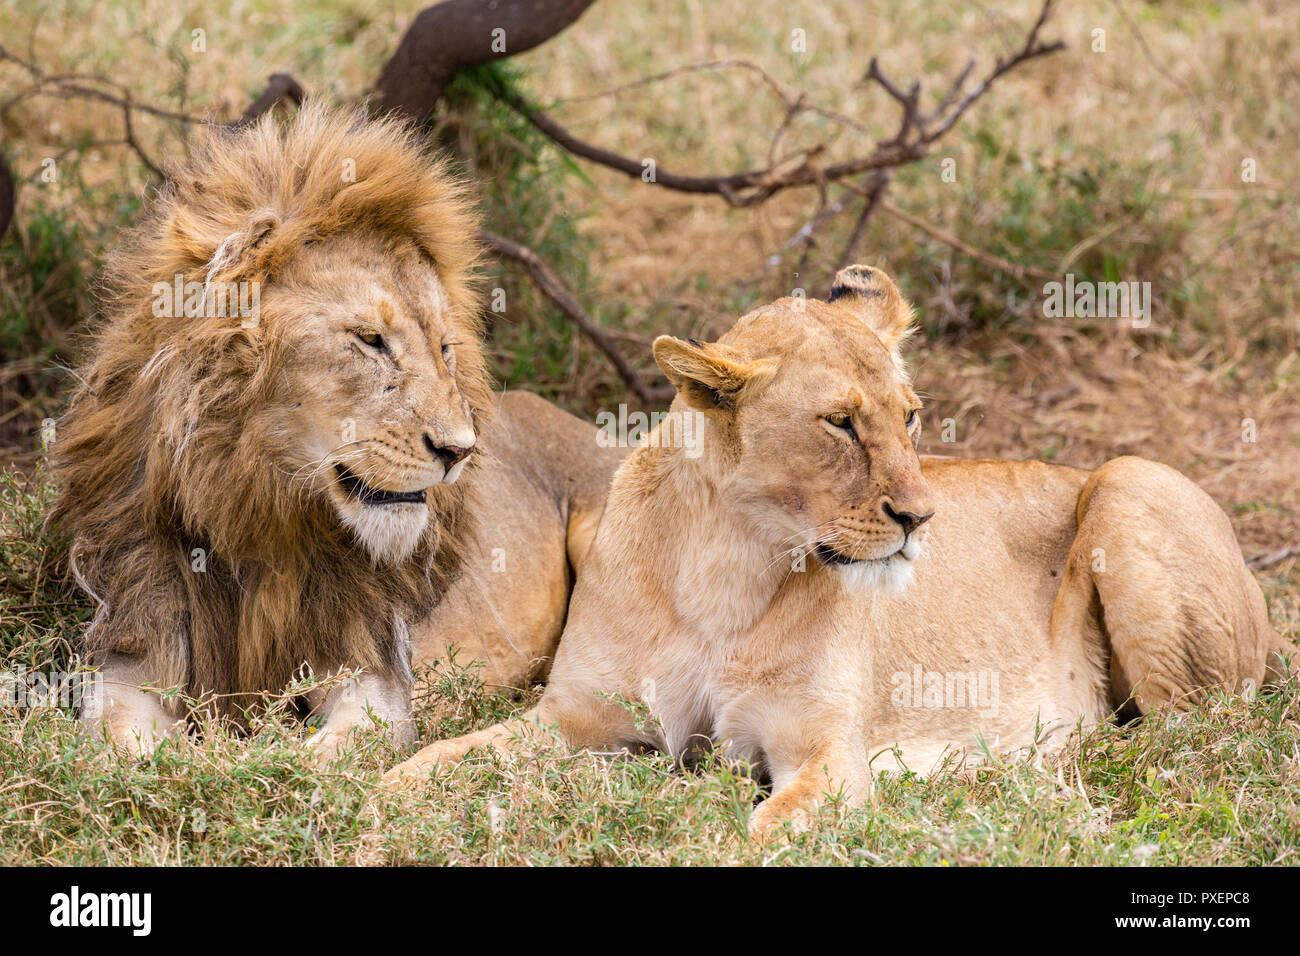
[410,390,626,693]
[384,265,1289,841]
[51,104,622,756]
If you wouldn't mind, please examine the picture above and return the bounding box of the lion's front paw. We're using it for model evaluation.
[305,725,357,767]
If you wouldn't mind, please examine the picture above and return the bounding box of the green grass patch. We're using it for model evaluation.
[3,468,1297,865]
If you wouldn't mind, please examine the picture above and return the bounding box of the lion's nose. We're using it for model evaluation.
[423,433,472,469]
[882,501,933,535]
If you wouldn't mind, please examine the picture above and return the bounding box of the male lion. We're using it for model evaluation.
[383,265,1290,838]
[51,104,621,757]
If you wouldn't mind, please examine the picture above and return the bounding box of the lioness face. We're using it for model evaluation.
[264,233,478,562]
[654,265,935,592]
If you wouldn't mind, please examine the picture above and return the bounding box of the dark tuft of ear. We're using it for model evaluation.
[652,335,775,413]
[827,264,915,355]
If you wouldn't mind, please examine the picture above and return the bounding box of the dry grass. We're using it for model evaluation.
[2,468,1297,866]
[0,0,1296,864]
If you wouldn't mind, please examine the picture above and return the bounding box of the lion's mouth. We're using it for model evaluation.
[334,465,427,506]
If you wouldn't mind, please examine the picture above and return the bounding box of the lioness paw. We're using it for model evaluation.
[747,802,812,843]
[379,756,442,790]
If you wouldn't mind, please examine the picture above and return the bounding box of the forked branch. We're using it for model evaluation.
[495,0,1064,208]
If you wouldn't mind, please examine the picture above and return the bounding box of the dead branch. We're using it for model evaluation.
[232,73,305,128]
[496,0,1064,208]
[1246,546,1300,571]
[499,87,912,207]
[0,151,13,240]
[119,90,164,179]
[835,173,891,273]
[0,43,192,178]
[374,0,598,123]
[479,230,673,405]
[0,45,202,124]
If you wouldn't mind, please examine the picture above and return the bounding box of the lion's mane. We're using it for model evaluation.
[50,103,492,716]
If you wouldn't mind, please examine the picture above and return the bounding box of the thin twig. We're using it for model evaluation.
[1246,546,1300,572]
[0,151,12,240]
[479,229,674,406]
[120,90,164,180]
[880,198,1056,283]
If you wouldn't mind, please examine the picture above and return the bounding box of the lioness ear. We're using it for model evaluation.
[828,264,915,355]
[652,335,774,412]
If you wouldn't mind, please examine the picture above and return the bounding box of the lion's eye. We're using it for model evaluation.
[354,330,385,351]
[905,409,918,429]
[825,412,856,440]
[441,343,453,360]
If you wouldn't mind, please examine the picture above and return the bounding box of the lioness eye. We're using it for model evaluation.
[905,409,918,428]
[354,331,385,350]
[825,413,856,439]
[441,343,453,360]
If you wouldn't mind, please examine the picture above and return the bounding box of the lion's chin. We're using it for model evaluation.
[337,501,429,563]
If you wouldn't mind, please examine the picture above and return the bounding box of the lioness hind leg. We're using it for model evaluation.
[1071,457,1285,714]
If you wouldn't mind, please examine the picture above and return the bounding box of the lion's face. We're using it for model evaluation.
[654,265,935,592]
[262,232,479,562]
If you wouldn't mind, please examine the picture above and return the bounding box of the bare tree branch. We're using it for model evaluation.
[374,0,597,123]
[911,1,1065,142]
[0,45,204,124]
[0,151,13,240]
[479,229,673,406]
[0,43,195,180]
[500,86,913,207]
[231,73,305,128]
[1246,546,1300,571]
[835,172,891,273]
[494,0,1064,208]
[119,90,165,179]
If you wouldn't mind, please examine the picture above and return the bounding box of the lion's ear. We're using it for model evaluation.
[202,211,280,285]
[828,264,915,355]
[652,335,774,412]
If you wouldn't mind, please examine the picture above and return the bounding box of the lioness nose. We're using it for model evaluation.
[423,434,472,469]
[882,501,933,535]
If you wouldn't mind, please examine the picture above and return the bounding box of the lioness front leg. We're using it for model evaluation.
[748,739,868,841]
[305,671,415,762]
[381,685,643,788]
[380,704,555,787]
[82,652,187,759]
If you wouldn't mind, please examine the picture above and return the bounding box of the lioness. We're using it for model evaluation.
[383,264,1289,838]
[51,104,622,757]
